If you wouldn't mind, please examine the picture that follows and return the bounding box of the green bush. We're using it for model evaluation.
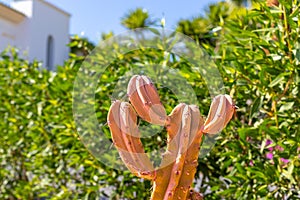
[0,1,299,199]
[204,1,300,198]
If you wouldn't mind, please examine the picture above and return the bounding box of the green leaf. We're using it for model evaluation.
[279,102,294,112]
[238,128,247,142]
[269,73,290,87]
[249,96,263,120]
[295,48,300,62]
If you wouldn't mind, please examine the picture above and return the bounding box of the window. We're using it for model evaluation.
[46,35,54,70]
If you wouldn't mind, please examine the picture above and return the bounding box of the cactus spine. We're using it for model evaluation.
[107,75,235,199]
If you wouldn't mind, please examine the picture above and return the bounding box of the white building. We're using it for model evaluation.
[0,0,70,70]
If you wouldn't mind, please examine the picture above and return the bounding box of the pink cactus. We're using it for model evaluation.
[107,75,235,200]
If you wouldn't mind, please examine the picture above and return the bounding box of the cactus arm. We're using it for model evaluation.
[202,94,235,135]
[119,102,146,173]
[128,75,166,125]
[107,101,139,175]
[139,75,167,124]
[122,102,156,178]
[174,105,204,199]
[127,75,150,122]
[107,100,155,180]
[151,104,185,200]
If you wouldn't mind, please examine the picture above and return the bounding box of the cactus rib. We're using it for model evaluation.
[163,104,191,200]
[107,100,155,180]
[151,104,185,200]
[174,105,204,199]
[128,75,167,126]
[202,94,235,135]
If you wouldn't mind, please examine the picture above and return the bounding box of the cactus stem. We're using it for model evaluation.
[108,75,235,199]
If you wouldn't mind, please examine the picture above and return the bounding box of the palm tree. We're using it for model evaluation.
[176,1,252,47]
[177,17,211,44]
[230,0,254,7]
[121,8,155,29]
[205,2,231,26]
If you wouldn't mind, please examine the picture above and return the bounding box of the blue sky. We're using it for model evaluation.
[3,0,220,43]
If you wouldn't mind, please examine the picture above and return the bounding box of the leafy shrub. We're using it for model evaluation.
[0,1,299,199]
[201,1,300,198]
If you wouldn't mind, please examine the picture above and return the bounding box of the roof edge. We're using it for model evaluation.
[0,2,27,23]
[38,0,71,17]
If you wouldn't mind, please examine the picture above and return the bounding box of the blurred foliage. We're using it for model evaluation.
[176,1,248,46]
[121,8,156,30]
[231,0,252,7]
[101,31,114,40]
[69,35,95,57]
[0,0,300,199]
[199,0,300,199]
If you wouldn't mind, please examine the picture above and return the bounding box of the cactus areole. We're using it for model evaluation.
[107,75,235,200]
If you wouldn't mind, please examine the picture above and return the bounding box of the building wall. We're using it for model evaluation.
[0,17,18,48]
[27,0,70,70]
[0,0,70,70]
[0,12,30,56]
